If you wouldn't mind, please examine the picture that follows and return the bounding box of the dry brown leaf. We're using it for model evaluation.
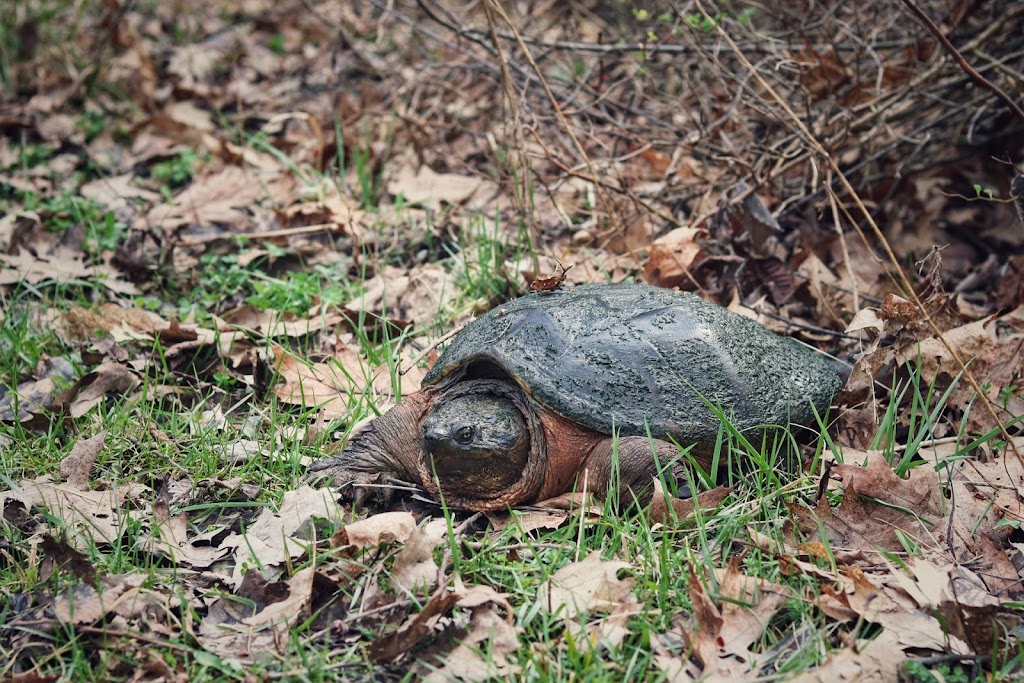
[815,565,970,653]
[0,477,151,545]
[977,533,1022,598]
[272,345,389,420]
[371,581,517,674]
[532,490,602,513]
[647,481,732,525]
[146,165,285,232]
[485,506,569,533]
[832,450,944,516]
[420,589,520,682]
[58,431,107,490]
[220,305,345,338]
[346,263,456,326]
[52,573,156,624]
[651,631,702,681]
[166,32,242,94]
[0,245,137,294]
[220,485,344,587]
[0,376,57,422]
[391,518,448,593]
[643,226,706,289]
[845,307,885,335]
[166,100,214,131]
[667,560,790,681]
[536,551,633,622]
[79,174,163,212]
[197,566,317,661]
[804,449,1017,561]
[787,629,904,683]
[142,497,232,569]
[340,510,418,549]
[370,587,461,664]
[68,362,140,418]
[57,303,167,341]
[387,163,496,211]
[40,534,98,586]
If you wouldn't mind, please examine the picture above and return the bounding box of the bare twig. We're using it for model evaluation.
[899,0,1024,122]
[691,0,1023,469]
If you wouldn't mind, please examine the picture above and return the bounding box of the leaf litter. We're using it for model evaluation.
[1,0,1023,680]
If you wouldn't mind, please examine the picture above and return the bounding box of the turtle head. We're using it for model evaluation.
[420,392,531,499]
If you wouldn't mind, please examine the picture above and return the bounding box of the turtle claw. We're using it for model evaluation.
[324,468,395,509]
[310,460,423,509]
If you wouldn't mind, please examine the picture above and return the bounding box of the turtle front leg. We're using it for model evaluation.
[309,393,431,507]
[583,437,693,506]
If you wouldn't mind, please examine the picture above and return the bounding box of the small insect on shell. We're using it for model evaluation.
[529,262,575,292]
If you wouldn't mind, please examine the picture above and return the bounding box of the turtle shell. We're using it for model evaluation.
[423,283,841,442]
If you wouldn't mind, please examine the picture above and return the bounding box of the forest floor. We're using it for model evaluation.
[1,1,1023,681]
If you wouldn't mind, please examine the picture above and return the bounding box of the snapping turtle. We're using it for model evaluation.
[311,283,840,510]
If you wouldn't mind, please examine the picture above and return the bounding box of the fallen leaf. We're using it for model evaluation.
[391,518,448,593]
[372,581,519,680]
[421,595,520,682]
[536,551,633,622]
[647,481,732,525]
[142,497,232,569]
[40,535,98,586]
[197,566,318,661]
[387,163,496,211]
[221,485,344,586]
[787,629,904,683]
[58,431,107,490]
[147,165,289,232]
[340,510,418,549]
[665,560,790,680]
[643,227,705,290]
[0,477,151,545]
[346,263,456,327]
[67,362,140,418]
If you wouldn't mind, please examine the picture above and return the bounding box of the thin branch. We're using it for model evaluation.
[899,0,1024,122]
[692,0,1024,469]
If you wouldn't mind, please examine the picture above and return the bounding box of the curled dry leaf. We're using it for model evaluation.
[536,551,633,623]
[339,510,418,549]
[814,565,970,653]
[794,449,1020,565]
[420,590,520,682]
[272,338,426,420]
[147,165,290,232]
[40,534,98,587]
[664,559,790,680]
[0,478,151,545]
[786,630,905,683]
[220,485,344,587]
[197,566,318,661]
[844,307,884,336]
[371,581,518,679]
[143,497,232,569]
[52,573,153,624]
[643,226,705,289]
[346,263,456,328]
[391,518,448,593]
[534,551,641,650]
[67,362,140,418]
[58,431,107,490]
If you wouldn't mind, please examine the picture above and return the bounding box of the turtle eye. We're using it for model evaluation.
[454,425,475,444]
